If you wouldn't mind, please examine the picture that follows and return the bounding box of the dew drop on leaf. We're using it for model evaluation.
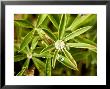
[42,57,46,58]
[61,58,64,61]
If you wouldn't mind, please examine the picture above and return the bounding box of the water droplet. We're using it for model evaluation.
[55,40,65,50]
[30,47,32,49]
[61,58,64,61]
[27,53,32,59]
[42,57,45,58]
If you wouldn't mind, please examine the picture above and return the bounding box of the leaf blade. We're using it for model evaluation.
[14,55,26,62]
[32,57,45,75]
[19,30,35,51]
[67,14,92,31]
[14,20,34,28]
[40,45,55,53]
[62,48,78,70]
[57,55,78,70]
[46,58,51,76]
[64,26,92,41]
[31,36,39,51]
[67,43,97,53]
[48,14,59,30]
[41,28,57,41]
[17,58,30,76]
[37,14,47,27]
[52,49,59,69]
[74,36,96,46]
[59,14,67,39]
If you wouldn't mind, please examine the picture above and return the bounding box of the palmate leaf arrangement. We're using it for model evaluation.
[14,14,97,76]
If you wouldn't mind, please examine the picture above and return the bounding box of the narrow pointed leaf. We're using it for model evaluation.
[17,59,30,76]
[32,57,45,75]
[74,36,96,46]
[31,36,39,51]
[40,45,55,53]
[57,55,78,70]
[67,43,97,53]
[14,20,34,28]
[64,26,92,41]
[41,28,57,41]
[66,14,77,28]
[59,14,66,39]
[37,14,47,27]
[22,58,30,69]
[46,58,51,76]
[62,48,78,70]
[16,68,26,76]
[67,14,91,31]
[66,14,81,30]
[33,52,52,58]
[48,15,59,30]
[52,50,59,68]
[14,55,26,62]
[19,30,35,51]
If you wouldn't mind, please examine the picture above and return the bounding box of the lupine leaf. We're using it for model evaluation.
[32,57,45,75]
[48,14,59,30]
[46,58,51,76]
[17,59,30,76]
[67,43,97,53]
[19,30,35,51]
[31,36,39,51]
[59,14,66,39]
[37,14,48,27]
[64,26,92,41]
[14,55,26,62]
[41,28,57,41]
[32,52,52,58]
[52,49,59,68]
[57,55,78,70]
[67,14,92,31]
[66,14,76,28]
[40,45,55,53]
[14,20,34,28]
[74,36,96,46]
[62,48,78,70]
[16,68,26,76]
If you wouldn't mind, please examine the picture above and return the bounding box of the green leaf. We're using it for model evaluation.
[64,26,92,41]
[52,50,59,69]
[46,58,51,76]
[31,36,39,51]
[81,14,97,26]
[14,20,34,28]
[41,28,57,41]
[16,68,26,76]
[67,14,92,31]
[48,14,59,30]
[59,14,66,39]
[66,14,76,28]
[74,36,96,46]
[57,55,78,70]
[19,30,35,51]
[32,57,45,75]
[67,43,97,53]
[22,58,30,69]
[14,55,26,62]
[62,48,78,70]
[40,45,55,53]
[32,52,52,58]
[35,28,52,45]
[37,14,48,27]
[17,59,30,76]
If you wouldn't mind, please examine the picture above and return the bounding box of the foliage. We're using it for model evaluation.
[14,14,97,76]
